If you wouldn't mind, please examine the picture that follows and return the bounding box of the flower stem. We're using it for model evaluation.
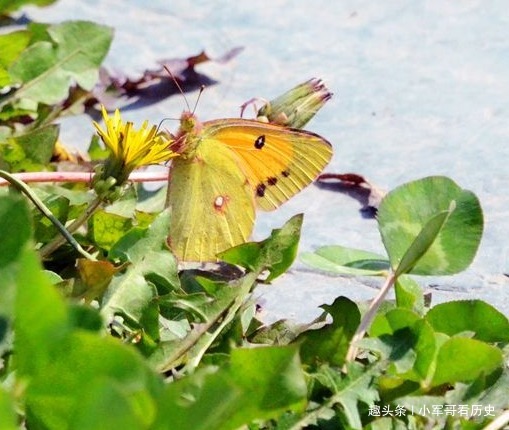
[0,170,97,261]
[38,196,103,260]
[344,271,397,365]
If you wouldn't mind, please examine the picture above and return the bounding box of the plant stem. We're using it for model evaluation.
[38,195,103,259]
[0,170,97,261]
[0,171,169,187]
[344,271,397,365]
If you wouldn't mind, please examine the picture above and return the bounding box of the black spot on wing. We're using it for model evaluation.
[281,169,290,178]
[267,176,278,186]
[254,135,265,149]
[256,183,266,197]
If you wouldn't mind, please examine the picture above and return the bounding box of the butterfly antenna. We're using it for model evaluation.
[192,85,205,115]
[163,65,191,112]
[156,117,179,132]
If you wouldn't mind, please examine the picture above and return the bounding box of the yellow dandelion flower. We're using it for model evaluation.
[93,105,177,186]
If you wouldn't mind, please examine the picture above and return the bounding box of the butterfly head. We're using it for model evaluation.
[179,110,202,134]
[167,111,204,155]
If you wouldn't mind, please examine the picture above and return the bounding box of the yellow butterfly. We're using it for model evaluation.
[166,102,333,262]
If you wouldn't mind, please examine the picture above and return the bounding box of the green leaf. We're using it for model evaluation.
[10,124,59,166]
[70,378,155,430]
[219,214,302,281]
[408,320,438,383]
[0,194,31,268]
[394,275,425,314]
[449,369,509,413]
[68,303,103,332]
[101,215,180,336]
[363,316,439,384]
[370,308,421,338]
[90,210,133,251]
[48,21,113,82]
[109,212,180,292]
[425,300,509,342]
[431,337,503,387]
[33,193,70,242]
[378,176,483,275]
[0,30,30,70]
[301,245,389,276]
[298,296,360,367]
[0,387,16,430]
[313,362,380,429]
[0,0,56,14]
[393,208,452,276]
[100,268,158,325]
[26,332,163,430]
[8,21,113,105]
[13,244,163,429]
[9,41,68,104]
[229,346,306,412]
[155,346,306,430]
[0,194,31,322]
[110,211,171,263]
[13,249,70,380]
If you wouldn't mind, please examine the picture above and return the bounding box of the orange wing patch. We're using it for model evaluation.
[202,119,333,211]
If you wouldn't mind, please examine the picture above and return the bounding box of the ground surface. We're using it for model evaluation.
[17,1,509,321]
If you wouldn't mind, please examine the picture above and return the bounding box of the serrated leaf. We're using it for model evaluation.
[378,176,483,275]
[109,212,180,292]
[47,25,108,91]
[317,362,380,429]
[219,214,302,281]
[110,211,171,264]
[8,21,113,105]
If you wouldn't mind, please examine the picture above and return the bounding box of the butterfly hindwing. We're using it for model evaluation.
[167,138,255,262]
[201,119,333,211]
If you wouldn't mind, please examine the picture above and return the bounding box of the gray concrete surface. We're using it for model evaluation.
[18,1,509,321]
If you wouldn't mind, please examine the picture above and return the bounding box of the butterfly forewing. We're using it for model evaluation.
[202,119,333,211]
[167,139,255,262]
